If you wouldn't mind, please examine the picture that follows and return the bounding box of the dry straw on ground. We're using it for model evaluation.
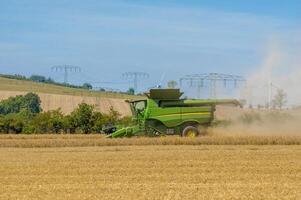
[0,145,300,200]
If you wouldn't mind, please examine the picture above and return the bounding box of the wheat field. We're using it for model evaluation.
[0,134,301,147]
[0,145,300,200]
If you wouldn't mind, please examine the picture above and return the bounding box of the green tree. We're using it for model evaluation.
[5,114,24,133]
[29,112,50,133]
[0,109,34,134]
[167,80,178,89]
[30,109,64,133]
[0,115,5,133]
[272,89,287,110]
[0,95,22,114]
[29,75,47,82]
[22,93,42,114]
[127,88,135,95]
[49,109,64,133]
[0,114,12,133]
[62,115,76,134]
[70,103,95,133]
[108,106,121,124]
[0,93,41,115]
[91,107,121,133]
[82,83,93,90]
[119,116,132,126]
[91,111,105,133]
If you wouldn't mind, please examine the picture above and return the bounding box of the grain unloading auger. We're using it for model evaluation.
[107,89,241,138]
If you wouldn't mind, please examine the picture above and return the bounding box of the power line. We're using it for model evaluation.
[51,65,81,84]
[122,72,149,94]
[180,73,246,99]
[74,71,131,87]
[88,81,130,85]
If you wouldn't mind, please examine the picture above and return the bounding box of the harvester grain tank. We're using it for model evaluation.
[108,89,241,138]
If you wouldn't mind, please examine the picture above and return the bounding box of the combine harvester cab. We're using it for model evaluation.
[108,89,241,138]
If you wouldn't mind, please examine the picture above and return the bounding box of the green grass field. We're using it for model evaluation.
[0,77,138,99]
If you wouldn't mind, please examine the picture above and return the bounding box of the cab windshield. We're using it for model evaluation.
[132,100,146,115]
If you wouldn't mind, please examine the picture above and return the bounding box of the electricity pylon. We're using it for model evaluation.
[122,72,149,94]
[51,65,81,84]
[180,73,246,99]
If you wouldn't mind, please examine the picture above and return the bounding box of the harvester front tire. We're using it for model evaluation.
[182,126,199,138]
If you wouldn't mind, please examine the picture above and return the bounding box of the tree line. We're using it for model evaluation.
[0,93,131,134]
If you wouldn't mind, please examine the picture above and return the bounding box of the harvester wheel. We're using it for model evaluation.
[182,126,199,138]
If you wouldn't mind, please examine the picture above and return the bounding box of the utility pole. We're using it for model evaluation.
[122,72,149,94]
[51,65,81,84]
[195,79,204,99]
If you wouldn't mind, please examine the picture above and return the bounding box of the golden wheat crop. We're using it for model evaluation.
[0,134,300,148]
[0,145,300,200]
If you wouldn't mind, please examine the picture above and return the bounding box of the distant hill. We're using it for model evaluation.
[0,77,140,116]
[0,76,137,99]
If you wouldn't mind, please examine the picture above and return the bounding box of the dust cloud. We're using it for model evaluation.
[215,37,301,137]
[242,37,301,107]
[212,103,301,137]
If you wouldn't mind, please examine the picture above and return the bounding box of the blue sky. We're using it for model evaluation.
[0,0,300,93]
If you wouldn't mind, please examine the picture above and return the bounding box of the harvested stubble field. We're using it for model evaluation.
[0,77,137,99]
[0,144,300,200]
[0,90,132,116]
[0,77,141,115]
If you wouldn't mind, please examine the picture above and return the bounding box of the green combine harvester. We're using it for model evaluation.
[107,89,241,138]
